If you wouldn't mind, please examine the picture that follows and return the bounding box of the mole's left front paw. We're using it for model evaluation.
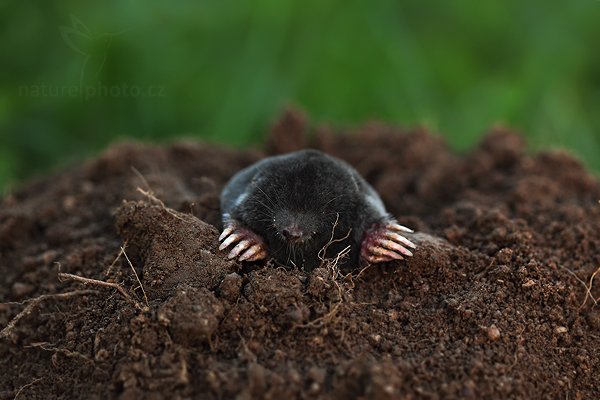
[360,221,416,263]
[219,222,268,262]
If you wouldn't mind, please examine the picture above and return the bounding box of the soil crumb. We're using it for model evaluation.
[1,111,599,399]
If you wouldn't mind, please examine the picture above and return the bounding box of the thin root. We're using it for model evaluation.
[104,241,127,277]
[136,187,188,222]
[353,264,373,280]
[297,220,354,330]
[24,341,92,361]
[579,265,600,310]
[317,213,352,262]
[58,271,146,311]
[132,165,186,219]
[14,377,43,400]
[0,290,98,340]
[121,245,149,307]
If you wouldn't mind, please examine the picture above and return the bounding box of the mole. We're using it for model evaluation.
[219,149,415,271]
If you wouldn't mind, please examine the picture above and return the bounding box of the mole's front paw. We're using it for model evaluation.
[360,221,417,263]
[219,222,268,262]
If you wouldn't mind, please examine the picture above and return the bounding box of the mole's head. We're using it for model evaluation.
[241,150,363,270]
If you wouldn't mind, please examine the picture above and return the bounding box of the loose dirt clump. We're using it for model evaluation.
[1,110,599,399]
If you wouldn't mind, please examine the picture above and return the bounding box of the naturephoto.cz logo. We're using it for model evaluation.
[18,15,165,100]
[19,82,166,100]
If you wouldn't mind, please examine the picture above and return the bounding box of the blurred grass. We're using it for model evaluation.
[1,0,599,190]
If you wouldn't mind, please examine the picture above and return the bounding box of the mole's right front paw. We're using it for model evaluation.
[360,221,416,264]
[219,223,268,262]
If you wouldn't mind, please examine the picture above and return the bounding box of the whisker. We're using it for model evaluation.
[254,184,278,209]
[319,194,346,212]
[254,215,275,223]
[251,197,274,213]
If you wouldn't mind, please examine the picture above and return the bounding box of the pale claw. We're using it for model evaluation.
[249,249,268,261]
[360,220,416,264]
[219,233,241,250]
[377,238,413,257]
[385,231,416,249]
[370,246,404,260]
[239,244,262,261]
[219,222,268,262]
[228,240,251,259]
[219,225,235,241]
[363,255,391,263]
[388,222,414,233]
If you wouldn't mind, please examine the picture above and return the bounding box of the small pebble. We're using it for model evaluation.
[555,326,568,334]
[308,382,321,395]
[11,282,35,298]
[63,195,77,210]
[522,279,535,288]
[487,325,501,341]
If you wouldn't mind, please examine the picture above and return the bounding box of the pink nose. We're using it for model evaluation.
[282,225,304,241]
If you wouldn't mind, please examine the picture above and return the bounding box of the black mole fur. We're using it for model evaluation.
[220,149,390,270]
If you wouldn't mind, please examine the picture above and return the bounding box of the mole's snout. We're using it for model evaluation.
[282,224,305,242]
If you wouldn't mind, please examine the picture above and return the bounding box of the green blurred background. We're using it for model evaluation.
[1,0,599,190]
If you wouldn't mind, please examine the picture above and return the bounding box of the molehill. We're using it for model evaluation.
[1,110,599,399]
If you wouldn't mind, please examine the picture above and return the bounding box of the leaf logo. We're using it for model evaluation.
[59,14,92,56]
[59,15,126,87]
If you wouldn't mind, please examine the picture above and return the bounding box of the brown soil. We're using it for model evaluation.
[1,110,599,399]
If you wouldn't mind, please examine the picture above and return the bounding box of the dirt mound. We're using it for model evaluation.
[1,111,599,399]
